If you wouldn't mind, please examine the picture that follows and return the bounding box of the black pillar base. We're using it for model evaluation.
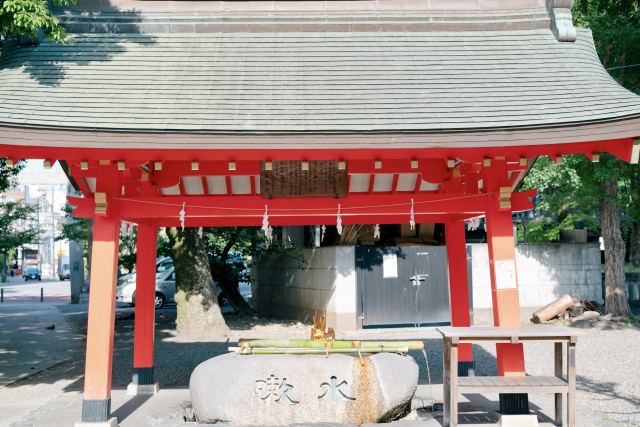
[458,361,476,377]
[132,366,154,385]
[81,397,111,423]
[499,393,530,414]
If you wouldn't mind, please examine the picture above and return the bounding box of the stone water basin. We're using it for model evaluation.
[190,352,419,425]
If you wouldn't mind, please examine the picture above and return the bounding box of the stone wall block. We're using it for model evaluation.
[335,246,356,269]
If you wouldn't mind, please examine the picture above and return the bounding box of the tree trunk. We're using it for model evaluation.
[630,221,640,268]
[168,227,230,341]
[599,177,631,317]
[216,239,257,317]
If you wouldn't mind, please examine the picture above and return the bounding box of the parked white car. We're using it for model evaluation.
[117,256,174,288]
[116,266,176,309]
[116,265,252,310]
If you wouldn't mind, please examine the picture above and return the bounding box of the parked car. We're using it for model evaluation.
[24,267,41,281]
[116,264,252,311]
[12,268,22,276]
[116,266,176,309]
[116,256,174,288]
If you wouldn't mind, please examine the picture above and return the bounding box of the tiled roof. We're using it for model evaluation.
[1,28,639,133]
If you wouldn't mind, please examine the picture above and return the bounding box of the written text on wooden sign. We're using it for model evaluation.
[260,160,348,198]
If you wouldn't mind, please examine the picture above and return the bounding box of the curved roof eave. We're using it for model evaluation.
[1,28,640,148]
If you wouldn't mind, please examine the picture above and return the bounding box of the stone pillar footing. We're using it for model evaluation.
[127,382,160,395]
[500,393,529,414]
[74,418,118,427]
[493,411,539,427]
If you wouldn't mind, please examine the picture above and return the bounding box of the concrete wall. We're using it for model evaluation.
[252,247,358,331]
[253,243,603,330]
[470,243,603,325]
[625,273,640,307]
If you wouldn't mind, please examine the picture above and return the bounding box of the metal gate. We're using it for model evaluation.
[358,246,451,328]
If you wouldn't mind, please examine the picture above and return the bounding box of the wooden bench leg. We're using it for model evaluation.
[567,343,576,427]
[450,342,459,427]
[555,342,563,426]
[443,338,451,427]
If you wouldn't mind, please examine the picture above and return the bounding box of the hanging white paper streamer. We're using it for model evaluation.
[467,217,481,231]
[262,205,273,244]
[198,227,203,239]
[179,202,186,231]
[409,198,415,230]
[336,205,343,235]
[373,224,380,239]
[120,221,136,236]
[321,225,326,242]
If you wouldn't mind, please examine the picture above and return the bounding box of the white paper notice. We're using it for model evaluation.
[495,260,517,290]
[383,254,398,278]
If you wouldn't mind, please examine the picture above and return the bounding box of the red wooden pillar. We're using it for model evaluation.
[130,220,158,394]
[484,159,528,413]
[445,218,474,374]
[81,165,120,425]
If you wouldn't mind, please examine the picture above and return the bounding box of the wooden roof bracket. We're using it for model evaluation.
[549,0,577,42]
[94,192,111,217]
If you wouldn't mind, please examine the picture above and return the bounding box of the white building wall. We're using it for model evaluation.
[470,242,602,325]
[252,246,358,331]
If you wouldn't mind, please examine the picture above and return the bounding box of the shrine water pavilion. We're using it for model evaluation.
[1,0,639,425]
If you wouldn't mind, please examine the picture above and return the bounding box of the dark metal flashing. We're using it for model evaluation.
[132,366,154,385]
[499,393,530,415]
[81,397,111,423]
[458,361,476,377]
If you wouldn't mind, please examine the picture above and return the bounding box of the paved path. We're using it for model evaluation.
[0,278,71,303]
[0,303,82,388]
[0,304,636,426]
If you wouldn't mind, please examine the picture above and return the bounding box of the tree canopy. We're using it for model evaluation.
[0,0,75,48]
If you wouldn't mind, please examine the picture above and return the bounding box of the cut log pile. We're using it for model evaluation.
[531,295,638,329]
[532,295,600,324]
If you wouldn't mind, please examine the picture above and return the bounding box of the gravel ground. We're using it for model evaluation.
[2,304,638,426]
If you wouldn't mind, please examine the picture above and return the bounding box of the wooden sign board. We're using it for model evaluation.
[260,160,348,198]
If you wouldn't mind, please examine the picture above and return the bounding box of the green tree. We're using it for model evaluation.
[167,227,230,341]
[521,153,633,316]
[203,226,306,317]
[0,158,23,192]
[0,0,76,48]
[0,202,41,274]
[167,225,307,339]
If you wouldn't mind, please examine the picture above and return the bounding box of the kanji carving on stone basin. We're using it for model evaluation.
[255,375,299,405]
[319,376,355,405]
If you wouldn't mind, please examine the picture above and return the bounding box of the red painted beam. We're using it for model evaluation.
[414,173,422,194]
[201,177,209,196]
[250,176,256,196]
[1,138,633,164]
[75,176,94,199]
[178,179,186,197]
[391,174,399,195]
[69,193,491,220]
[127,214,459,228]
[225,176,232,196]
[368,174,375,195]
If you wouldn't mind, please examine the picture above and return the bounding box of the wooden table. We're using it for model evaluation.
[435,326,582,427]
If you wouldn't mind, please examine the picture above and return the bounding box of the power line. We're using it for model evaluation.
[606,64,640,71]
